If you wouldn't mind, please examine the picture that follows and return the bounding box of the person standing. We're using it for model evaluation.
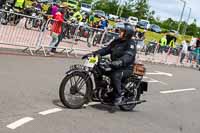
[180,40,189,64]
[99,16,108,30]
[48,9,64,55]
[51,2,69,53]
[193,42,200,68]
[51,3,59,17]
[159,35,167,53]
[89,12,94,26]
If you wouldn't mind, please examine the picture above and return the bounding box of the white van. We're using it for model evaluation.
[128,16,138,26]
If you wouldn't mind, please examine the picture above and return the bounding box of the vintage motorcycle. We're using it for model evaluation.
[59,56,148,111]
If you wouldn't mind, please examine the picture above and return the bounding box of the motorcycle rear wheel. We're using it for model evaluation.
[119,78,141,111]
[59,72,92,109]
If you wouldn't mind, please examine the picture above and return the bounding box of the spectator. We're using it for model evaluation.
[14,0,25,9]
[51,3,59,17]
[72,9,83,22]
[180,40,189,64]
[188,45,196,64]
[51,2,69,53]
[159,35,167,53]
[89,12,94,26]
[193,43,200,67]
[48,9,64,55]
[99,16,108,30]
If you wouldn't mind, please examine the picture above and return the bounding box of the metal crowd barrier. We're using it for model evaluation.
[37,19,120,56]
[0,9,44,55]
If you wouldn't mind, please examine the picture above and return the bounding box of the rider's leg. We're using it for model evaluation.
[111,69,132,105]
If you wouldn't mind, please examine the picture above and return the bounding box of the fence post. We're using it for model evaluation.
[99,29,107,45]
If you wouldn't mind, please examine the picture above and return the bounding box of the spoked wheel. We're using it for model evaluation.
[59,72,92,109]
[119,78,141,111]
[25,18,33,30]
[0,12,8,25]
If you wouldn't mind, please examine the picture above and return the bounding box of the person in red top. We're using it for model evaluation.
[48,9,64,55]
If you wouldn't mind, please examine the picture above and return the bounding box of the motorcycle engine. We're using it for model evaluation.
[93,76,113,103]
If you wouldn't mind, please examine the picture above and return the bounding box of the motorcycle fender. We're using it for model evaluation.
[138,81,148,94]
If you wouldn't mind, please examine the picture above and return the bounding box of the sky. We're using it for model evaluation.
[148,0,199,25]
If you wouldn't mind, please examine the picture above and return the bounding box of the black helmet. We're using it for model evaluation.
[116,22,135,40]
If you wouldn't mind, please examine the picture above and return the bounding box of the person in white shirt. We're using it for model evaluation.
[180,40,189,64]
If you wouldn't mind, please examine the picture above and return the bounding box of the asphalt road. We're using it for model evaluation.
[0,54,199,133]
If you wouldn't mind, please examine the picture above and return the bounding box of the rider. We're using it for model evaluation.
[82,23,136,105]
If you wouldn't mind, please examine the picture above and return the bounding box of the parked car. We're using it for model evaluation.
[137,19,150,29]
[169,30,179,35]
[108,14,119,21]
[150,24,161,33]
[94,10,106,18]
[81,3,92,13]
[128,16,138,26]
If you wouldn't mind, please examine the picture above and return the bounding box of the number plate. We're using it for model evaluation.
[84,56,98,68]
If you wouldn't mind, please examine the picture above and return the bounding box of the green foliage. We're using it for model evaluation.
[73,0,199,37]
[81,0,93,4]
[132,0,149,19]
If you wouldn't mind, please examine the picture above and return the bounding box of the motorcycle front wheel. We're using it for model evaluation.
[59,71,92,109]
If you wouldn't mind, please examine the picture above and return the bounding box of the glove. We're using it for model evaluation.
[81,52,96,60]
[110,60,123,69]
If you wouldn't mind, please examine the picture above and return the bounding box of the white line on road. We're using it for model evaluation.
[160,88,197,94]
[146,71,173,77]
[147,78,168,85]
[6,117,34,130]
[84,102,100,107]
[38,108,63,115]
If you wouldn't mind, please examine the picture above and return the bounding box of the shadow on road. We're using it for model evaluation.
[52,99,66,108]
[90,104,139,113]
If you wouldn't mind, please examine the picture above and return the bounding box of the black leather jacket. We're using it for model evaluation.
[95,38,137,69]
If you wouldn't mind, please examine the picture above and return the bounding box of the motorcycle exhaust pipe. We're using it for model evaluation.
[123,100,147,105]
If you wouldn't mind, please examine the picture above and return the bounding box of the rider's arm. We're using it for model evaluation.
[94,40,116,56]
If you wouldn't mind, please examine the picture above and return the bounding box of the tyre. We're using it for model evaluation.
[59,71,92,109]
[119,78,141,111]
[25,18,33,30]
[13,15,21,25]
[0,12,8,25]
[92,34,99,46]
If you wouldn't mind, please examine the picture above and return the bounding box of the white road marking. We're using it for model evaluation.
[155,71,173,77]
[84,102,99,107]
[38,108,63,115]
[160,88,197,94]
[146,71,173,77]
[6,117,34,130]
[147,78,168,85]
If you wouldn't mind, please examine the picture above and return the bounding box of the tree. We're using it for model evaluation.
[81,0,93,4]
[132,0,149,19]
[186,22,198,37]
[95,0,119,15]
